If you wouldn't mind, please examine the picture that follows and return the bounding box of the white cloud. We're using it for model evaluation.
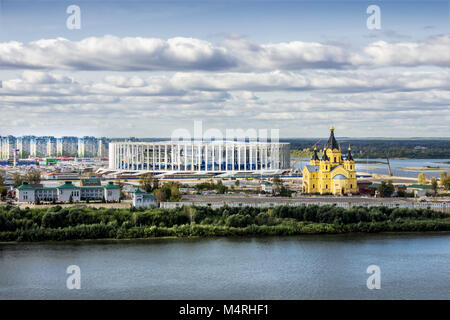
[0,35,449,71]
[0,69,449,137]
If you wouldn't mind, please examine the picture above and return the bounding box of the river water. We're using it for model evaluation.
[294,158,450,178]
[0,234,449,300]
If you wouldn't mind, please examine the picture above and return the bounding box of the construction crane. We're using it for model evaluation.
[385,153,393,176]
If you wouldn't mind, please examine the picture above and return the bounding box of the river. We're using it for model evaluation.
[0,234,449,300]
[294,158,450,178]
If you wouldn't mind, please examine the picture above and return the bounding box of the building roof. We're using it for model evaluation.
[261,181,272,185]
[143,194,157,200]
[103,181,120,189]
[134,188,144,194]
[346,146,353,161]
[407,184,433,189]
[332,174,347,179]
[80,178,101,186]
[57,181,79,189]
[311,148,319,161]
[16,182,34,190]
[321,151,330,161]
[326,126,340,150]
[305,165,320,172]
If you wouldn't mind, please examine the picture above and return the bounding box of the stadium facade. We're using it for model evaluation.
[108,141,290,173]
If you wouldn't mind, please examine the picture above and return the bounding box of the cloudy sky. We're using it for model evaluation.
[0,0,449,138]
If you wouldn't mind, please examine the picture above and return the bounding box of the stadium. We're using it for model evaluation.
[106,141,290,175]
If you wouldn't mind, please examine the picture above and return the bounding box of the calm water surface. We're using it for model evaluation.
[294,158,450,178]
[0,234,449,299]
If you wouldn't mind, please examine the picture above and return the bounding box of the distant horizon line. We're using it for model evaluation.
[2,135,450,140]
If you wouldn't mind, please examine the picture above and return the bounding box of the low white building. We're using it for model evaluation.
[16,181,120,203]
[132,188,158,207]
[260,181,273,194]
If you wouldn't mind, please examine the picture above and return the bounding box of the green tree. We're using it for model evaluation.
[279,185,292,197]
[170,184,181,201]
[418,173,427,185]
[441,175,450,191]
[25,169,41,184]
[378,180,395,197]
[12,173,24,188]
[0,174,5,187]
[139,173,155,192]
[69,194,73,204]
[272,175,282,194]
[0,186,7,200]
[431,177,438,196]
[440,172,448,186]
[154,189,167,202]
[215,180,228,194]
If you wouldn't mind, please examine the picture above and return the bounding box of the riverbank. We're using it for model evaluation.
[1,204,449,242]
[2,230,450,245]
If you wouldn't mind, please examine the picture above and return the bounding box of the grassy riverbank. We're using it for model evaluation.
[0,205,449,242]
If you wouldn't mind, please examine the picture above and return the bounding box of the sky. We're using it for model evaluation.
[0,0,449,138]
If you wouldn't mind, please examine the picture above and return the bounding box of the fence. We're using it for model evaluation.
[160,200,450,212]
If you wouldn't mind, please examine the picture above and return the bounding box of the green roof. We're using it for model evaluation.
[57,181,79,189]
[16,182,34,190]
[104,182,120,189]
[81,178,101,186]
[408,184,433,189]
[143,193,156,200]
[134,188,144,194]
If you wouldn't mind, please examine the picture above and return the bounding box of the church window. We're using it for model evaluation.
[326,185,328,189]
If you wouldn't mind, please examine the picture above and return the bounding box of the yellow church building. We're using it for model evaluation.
[302,127,358,195]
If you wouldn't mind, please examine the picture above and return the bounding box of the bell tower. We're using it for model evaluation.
[325,126,342,166]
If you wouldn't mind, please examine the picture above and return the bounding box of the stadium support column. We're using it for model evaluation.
[237,145,241,171]
[177,144,181,171]
[184,145,187,171]
[249,144,253,171]
[244,144,247,171]
[152,144,155,171]
[212,145,215,171]
[197,144,201,171]
[191,145,194,171]
[205,144,208,172]
[219,145,222,171]
[265,144,268,170]
[225,144,229,171]
[165,145,168,171]
[158,145,161,171]
[232,144,235,171]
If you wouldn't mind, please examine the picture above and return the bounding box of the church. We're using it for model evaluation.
[302,127,358,195]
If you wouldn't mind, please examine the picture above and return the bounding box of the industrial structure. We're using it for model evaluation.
[302,127,358,195]
[108,141,290,173]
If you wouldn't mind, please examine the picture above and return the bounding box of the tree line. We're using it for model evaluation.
[0,204,448,242]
